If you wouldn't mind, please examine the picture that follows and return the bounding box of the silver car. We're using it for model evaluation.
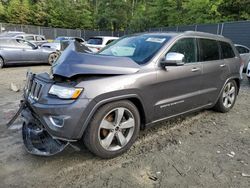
[14,34,48,46]
[11,32,241,158]
[235,44,250,69]
[0,38,58,68]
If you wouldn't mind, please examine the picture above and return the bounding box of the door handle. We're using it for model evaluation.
[191,67,200,72]
[220,64,226,68]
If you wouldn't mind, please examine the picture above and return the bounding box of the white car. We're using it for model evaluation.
[42,36,86,51]
[235,44,250,69]
[86,36,119,52]
[247,61,250,82]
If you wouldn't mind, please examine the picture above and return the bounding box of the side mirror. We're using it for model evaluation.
[160,52,185,68]
[33,45,39,49]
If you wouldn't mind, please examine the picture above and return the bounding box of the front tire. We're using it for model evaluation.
[83,100,140,159]
[213,80,237,113]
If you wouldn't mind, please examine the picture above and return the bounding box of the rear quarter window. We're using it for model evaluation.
[220,42,235,59]
[199,38,220,61]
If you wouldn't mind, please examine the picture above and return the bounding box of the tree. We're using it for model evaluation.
[0,1,5,22]
[218,0,250,21]
[6,0,31,24]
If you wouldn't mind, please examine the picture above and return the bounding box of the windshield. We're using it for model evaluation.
[98,35,171,64]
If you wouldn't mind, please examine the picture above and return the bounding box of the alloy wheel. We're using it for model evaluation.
[48,53,58,65]
[222,82,236,108]
[98,107,135,151]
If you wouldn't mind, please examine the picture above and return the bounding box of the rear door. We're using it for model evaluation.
[154,38,203,120]
[199,39,232,105]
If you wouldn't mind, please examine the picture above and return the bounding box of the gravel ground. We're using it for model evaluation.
[0,65,249,188]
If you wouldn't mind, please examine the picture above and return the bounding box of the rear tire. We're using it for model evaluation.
[0,57,4,69]
[83,100,140,159]
[213,80,237,113]
[48,53,58,65]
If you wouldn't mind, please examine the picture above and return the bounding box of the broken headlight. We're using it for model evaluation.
[49,85,83,99]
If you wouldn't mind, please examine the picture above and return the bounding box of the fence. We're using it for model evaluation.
[1,21,250,47]
[149,20,250,48]
[0,23,131,40]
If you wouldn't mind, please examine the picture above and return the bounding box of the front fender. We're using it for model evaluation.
[76,93,145,139]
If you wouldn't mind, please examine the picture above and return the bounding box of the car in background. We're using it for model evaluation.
[235,44,250,70]
[247,61,250,82]
[14,34,48,46]
[41,36,85,51]
[56,36,85,43]
[0,31,25,38]
[0,38,58,68]
[86,36,119,52]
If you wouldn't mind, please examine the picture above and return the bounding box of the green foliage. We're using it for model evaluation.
[0,1,5,22]
[0,0,250,31]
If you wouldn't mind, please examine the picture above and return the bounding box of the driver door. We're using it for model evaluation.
[18,40,42,63]
[154,38,203,120]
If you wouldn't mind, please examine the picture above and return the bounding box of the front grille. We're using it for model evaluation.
[25,74,44,101]
[30,80,43,100]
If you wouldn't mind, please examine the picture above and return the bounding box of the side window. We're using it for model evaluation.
[168,38,197,63]
[36,36,45,41]
[236,46,249,54]
[220,42,235,59]
[16,39,34,48]
[199,39,219,61]
[25,36,35,41]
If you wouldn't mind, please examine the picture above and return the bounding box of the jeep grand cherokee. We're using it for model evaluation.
[11,31,240,158]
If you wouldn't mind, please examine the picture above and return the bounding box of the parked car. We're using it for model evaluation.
[0,38,58,68]
[85,36,119,52]
[0,31,25,38]
[247,61,250,82]
[14,34,48,46]
[14,31,240,158]
[41,36,85,51]
[235,44,250,69]
[56,36,85,43]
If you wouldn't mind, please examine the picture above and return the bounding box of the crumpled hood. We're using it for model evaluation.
[52,42,140,78]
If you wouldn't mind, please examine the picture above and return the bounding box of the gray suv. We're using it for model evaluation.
[16,32,241,158]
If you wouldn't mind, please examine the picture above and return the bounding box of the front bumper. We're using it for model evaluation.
[22,72,96,141]
[22,112,69,156]
[23,97,94,141]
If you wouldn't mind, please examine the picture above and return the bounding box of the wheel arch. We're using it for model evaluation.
[78,94,147,139]
[214,76,240,105]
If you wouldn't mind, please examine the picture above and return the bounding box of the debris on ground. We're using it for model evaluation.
[241,173,250,177]
[227,151,235,158]
[10,83,20,92]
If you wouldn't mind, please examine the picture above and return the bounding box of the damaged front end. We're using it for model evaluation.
[22,106,69,156]
[7,72,70,156]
